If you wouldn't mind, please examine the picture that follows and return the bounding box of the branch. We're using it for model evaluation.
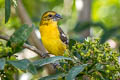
[17,0,47,53]
[0,35,9,41]
[0,35,48,58]
[23,43,48,58]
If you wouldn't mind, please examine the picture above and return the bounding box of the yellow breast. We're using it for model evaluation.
[39,23,66,56]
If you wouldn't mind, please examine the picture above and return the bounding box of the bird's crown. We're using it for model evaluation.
[41,11,62,21]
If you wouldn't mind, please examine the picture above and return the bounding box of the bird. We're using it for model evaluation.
[39,11,68,56]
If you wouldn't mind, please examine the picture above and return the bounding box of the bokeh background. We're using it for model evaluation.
[0,0,120,80]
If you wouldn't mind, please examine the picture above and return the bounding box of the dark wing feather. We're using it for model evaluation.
[58,27,69,45]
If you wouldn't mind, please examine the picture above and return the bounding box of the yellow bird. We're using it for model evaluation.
[39,11,68,56]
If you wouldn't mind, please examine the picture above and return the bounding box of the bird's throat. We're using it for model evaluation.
[40,20,57,26]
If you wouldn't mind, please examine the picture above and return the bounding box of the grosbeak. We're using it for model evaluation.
[39,11,68,56]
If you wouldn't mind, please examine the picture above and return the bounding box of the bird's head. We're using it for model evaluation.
[40,11,62,25]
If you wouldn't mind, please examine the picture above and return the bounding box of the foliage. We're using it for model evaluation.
[0,41,16,80]
[67,38,120,79]
[7,24,34,53]
[39,39,120,80]
[0,42,12,58]
[0,64,17,80]
[5,0,11,23]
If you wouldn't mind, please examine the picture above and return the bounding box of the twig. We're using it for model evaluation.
[23,43,48,58]
[0,35,9,41]
[0,35,48,58]
[17,0,47,53]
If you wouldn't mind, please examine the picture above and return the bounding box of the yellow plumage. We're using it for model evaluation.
[39,11,67,56]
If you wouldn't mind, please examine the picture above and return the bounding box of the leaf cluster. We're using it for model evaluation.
[64,39,120,80]
[41,39,120,80]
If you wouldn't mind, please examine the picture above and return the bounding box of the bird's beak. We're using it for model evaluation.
[53,13,62,21]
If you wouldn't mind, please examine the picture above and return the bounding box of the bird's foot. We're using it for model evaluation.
[42,53,49,58]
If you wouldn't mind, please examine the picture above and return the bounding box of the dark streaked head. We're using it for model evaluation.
[40,11,62,25]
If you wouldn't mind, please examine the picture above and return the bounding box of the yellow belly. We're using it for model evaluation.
[40,24,66,56]
[41,38,66,56]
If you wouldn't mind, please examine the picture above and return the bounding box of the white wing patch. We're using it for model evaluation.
[58,27,69,45]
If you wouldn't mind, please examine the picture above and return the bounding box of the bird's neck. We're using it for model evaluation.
[40,20,57,26]
[39,21,59,38]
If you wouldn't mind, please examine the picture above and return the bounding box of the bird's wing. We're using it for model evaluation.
[58,26,69,45]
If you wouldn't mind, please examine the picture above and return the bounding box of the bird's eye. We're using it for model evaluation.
[48,14,52,17]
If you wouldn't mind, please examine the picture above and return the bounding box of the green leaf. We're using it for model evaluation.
[7,59,30,70]
[33,56,72,67]
[73,51,81,59]
[69,39,76,50]
[66,64,87,80]
[96,63,104,70]
[27,63,37,75]
[39,72,65,80]
[0,58,6,70]
[5,0,11,23]
[7,24,34,53]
